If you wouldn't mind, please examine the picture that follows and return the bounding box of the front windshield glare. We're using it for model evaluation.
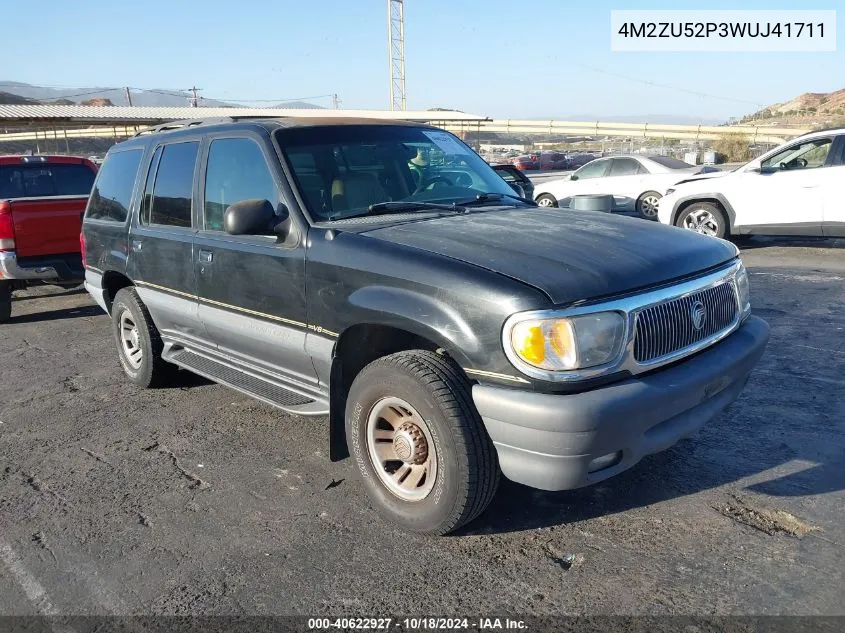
[276,125,518,221]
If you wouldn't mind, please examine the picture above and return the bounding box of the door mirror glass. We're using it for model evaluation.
[224,199,276,235]
[570,174,579,181]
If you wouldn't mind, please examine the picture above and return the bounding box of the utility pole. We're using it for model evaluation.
[387,0,406,111]
[189,86,202,108]
[124,87,133,106]
[332,93,341,109]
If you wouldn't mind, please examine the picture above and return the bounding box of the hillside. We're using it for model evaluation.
[741,88,845,128]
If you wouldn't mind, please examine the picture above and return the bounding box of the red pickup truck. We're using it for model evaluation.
[0,155,98,322]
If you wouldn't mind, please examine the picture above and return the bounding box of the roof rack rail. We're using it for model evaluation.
[133,115,283,137]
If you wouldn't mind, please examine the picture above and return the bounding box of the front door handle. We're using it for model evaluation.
[198,250,213,264]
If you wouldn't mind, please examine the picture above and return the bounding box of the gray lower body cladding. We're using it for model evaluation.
[472,316,770,491]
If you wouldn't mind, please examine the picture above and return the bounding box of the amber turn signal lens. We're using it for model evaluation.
[511,322,545,365]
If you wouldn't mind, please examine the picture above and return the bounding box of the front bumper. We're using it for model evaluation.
[473,316,769,491]
[0,251,59,281]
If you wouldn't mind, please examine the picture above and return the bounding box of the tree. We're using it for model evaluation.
[713,134,751,163]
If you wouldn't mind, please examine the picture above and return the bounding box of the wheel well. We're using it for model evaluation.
[101,271,134,314]
[674,197,732,231]
[328,324,443,461]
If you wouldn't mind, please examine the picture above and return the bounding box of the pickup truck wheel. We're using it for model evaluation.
[535,194,558,208]
[636,191,662,220]
[0,281,11,323]
[346,350,500,535]
[676,202,727,239]
[111,287,175,388]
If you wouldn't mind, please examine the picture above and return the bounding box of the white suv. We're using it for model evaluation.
[658,129,845,239]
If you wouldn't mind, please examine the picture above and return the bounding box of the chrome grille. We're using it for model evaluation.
[633,281,738,364]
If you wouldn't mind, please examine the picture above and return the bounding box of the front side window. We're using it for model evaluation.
[84,149,143,222]
[761,138,832,172]
[574,159,609,180]
[148,142,199,228]
[204,138,278,231]
[278,125,517,221]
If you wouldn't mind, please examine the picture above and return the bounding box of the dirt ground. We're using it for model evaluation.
[1,237,843,618]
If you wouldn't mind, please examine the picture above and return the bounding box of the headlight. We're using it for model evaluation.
[735,262,751,318]
[508,311,626,371]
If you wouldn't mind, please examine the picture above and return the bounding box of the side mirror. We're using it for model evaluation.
[570,174,579,181]
[224,199,276,235]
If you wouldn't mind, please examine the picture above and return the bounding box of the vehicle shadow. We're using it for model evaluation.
[12,287,86,302]
[6,304,104,324]
[165,370,214,389]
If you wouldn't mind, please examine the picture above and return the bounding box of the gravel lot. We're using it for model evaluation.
[1,237,843,618]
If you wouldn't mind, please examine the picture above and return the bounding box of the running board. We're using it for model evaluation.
[166,347,329,416]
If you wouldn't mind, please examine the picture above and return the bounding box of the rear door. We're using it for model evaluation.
[607,158,647,209]
[194,133,317,385]
[130,140,206,343]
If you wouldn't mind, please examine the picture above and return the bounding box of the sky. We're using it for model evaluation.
[4,0,841,121]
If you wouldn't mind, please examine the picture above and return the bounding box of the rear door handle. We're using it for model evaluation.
[198,250,213,264]
[131,239,143,253]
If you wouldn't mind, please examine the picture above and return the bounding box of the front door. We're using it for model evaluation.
[130,140,205,343]
[194,134,317,386]
[729,136,832,235]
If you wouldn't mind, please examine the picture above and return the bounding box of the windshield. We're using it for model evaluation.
[647,156,693,170]
[276,125,518,221]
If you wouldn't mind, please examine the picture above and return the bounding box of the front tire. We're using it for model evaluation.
[676,202,728,239]
[535,194,558,208]
[346,350,500,535]
[636,190,662,220]
[0,281,11,323]
[111,287,175,388]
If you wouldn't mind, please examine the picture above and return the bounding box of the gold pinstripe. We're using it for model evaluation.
[133,279,339,338]
[463,367,530,384]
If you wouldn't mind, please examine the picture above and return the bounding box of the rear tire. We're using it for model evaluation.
[111,287,176,388]
[676,202,728,239]
[535,194,558,208]
[0,281,11,324]
[636,190,662,220]
[346,350,500,535]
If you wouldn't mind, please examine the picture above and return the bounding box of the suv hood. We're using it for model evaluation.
[360,208,737,305]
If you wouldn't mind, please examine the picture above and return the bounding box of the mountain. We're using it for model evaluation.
[741,89,845,127]
[0,81,323,109]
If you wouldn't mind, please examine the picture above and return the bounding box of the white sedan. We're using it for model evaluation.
[533,155,722,219]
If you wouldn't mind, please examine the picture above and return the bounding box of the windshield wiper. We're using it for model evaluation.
[453,192,537,207]
[327,201,466,221]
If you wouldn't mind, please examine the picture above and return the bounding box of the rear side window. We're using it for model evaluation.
[609,158,643,176]
[148,142,199,228]
[85,150,143,222]
[204,138,278,231]
[0,163,96,199]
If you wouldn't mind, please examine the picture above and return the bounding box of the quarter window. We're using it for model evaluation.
[147,142,199,228]
[204,138,278,231]
[84,150,143,222]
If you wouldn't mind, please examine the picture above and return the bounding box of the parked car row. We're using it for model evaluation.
[505,151,598,172]
[529,128,845,238]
